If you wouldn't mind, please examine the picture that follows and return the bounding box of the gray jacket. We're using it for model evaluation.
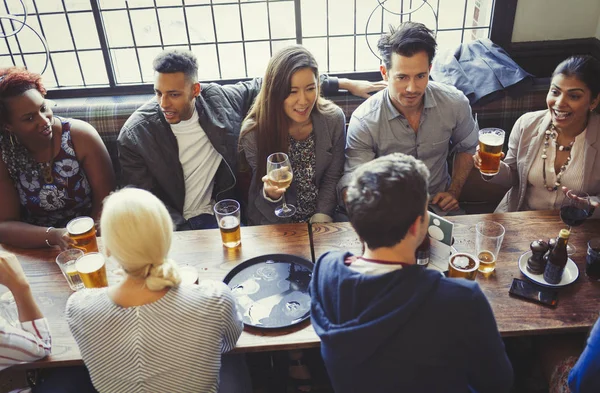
[490,110,600,217]
[239,107,346,225]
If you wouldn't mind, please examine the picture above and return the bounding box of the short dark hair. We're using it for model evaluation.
[377,22,437,70]
[346,153,430,250]
[553,55,600,98]
[152,49,198,82]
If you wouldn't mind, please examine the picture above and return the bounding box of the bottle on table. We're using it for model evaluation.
[543,229,570,285]
[416,235,430,267]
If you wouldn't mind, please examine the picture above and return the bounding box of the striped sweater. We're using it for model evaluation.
[66,282,243,393]
[0,317,51,371]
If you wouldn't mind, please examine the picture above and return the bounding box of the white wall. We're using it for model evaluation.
[512,0,600,42]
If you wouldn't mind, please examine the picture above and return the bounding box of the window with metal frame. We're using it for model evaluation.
[0,0,501,94]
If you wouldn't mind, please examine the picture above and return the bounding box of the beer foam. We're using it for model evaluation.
[76,253,105,273]
[453,256,471,269]
[220,215,239,229]
[479,133,504,146]
[68,216,94,235]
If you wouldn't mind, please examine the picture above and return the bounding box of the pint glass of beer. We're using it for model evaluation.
[475,221,505,277]
[448,253,479,280]
[67,216,99,253]
[75,252,108,288]
[478,128,505,177]
[213,199,241,248]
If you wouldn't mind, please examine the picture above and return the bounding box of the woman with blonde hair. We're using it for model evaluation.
[239,45,346,225]
[66,188,244,393]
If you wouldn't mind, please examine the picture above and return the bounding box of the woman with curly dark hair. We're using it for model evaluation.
[0,67,115,249]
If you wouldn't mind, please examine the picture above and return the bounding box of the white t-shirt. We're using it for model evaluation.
[170,109,222,219]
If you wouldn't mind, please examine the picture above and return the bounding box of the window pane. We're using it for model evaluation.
[329,36,354,73]
[186,6,216,43]
[51,52,84,87]
[218,43,245,79]
[0,55,16,68]
[6,18,47,54]
[271,39,296,55]
[156,0,181,6]
[356,1,384,35]
[158,8,188,46]
[4,0,28,15]
[302,38,327,73]
[78,50,109,85]
[69,12,101,50]
[112,49,141,84]
[102,10,134,47]
[191,44,220,80]
[0,38,9,56]
[23,54,51,76]
[301,0,326,37]
[40,15,74,51]
[464,27,490,43]
[329,0,354,36]
[138,47,163,83]
[245,41,270,78]
[436,30,462,53]
[269,1,295,40]
[438,0,468,29]
[186,0,211,5]
[130,9,160,47]
[241,3,269,41]
[99,0,130,10]
[357,34,382,71]
[213,5,242,42]
[33,0,63,13]
[65,0,92,11]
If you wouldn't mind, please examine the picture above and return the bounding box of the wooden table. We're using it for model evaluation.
[311,210,600,337]
[0,223,318,369]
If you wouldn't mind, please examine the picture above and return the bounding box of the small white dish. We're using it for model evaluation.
[180,265,199,286]
[518,250,579,288]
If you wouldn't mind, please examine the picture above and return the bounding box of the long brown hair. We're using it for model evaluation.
[240,45,335,180]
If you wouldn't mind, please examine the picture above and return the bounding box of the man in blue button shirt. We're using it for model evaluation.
[338,22,478,213]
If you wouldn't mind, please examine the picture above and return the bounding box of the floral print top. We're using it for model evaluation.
[288,133,318,223]
[16,120,92,227]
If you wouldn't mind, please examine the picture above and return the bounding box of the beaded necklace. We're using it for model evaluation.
[541,123,575,191]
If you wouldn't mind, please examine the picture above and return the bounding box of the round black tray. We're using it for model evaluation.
[223,254,313,329]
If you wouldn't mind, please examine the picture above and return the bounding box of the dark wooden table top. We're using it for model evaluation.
[0,223,315,369]
[311,210,600,337]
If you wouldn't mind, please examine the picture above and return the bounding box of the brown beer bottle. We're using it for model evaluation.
[543,229,570,284]
[416,235,430,267]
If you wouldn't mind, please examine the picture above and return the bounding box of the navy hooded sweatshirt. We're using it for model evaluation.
[310,251,513,393]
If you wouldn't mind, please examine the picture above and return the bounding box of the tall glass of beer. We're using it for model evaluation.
[475,221,505,277]
[66,216,99,253]
[448,253,479,280]
[478,128,505,177]
[213,199,241,248]
[75,252,108,288]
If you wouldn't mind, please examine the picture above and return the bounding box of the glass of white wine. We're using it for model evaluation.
[267,152,296,218]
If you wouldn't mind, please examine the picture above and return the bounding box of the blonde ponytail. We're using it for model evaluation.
[146,258,181,291]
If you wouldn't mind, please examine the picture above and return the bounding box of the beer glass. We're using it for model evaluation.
[75,252,108,288]
[478,128,505,177]
[475,221,505,277]
[448,252,479,280]
[214,199,241,248]
[66,216,99,253]
[267,152,295,218]
[586,238,600,281]
[56,249,85,291]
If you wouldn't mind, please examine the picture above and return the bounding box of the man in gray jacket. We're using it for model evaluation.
[118,49,384,230]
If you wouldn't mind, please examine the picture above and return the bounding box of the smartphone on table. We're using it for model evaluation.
[509,278,558,307]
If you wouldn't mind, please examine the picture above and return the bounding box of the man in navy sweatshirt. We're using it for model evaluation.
[310,153,513,393]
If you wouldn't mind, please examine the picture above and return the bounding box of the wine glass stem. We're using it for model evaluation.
[281,192,288,212]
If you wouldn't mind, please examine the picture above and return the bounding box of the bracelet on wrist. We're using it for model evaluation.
[45,226,55,247]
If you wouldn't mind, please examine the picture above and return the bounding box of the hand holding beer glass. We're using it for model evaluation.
[475,221,505,277]
[214,199,242,248]
[66,216,99,253]
[265,152,295,218]
[475,128,505,180]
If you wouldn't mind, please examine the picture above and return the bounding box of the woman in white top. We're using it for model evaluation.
[66,188,245,393]
[474,55,600,216]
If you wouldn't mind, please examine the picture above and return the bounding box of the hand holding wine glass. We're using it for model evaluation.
[265,153,296,218]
